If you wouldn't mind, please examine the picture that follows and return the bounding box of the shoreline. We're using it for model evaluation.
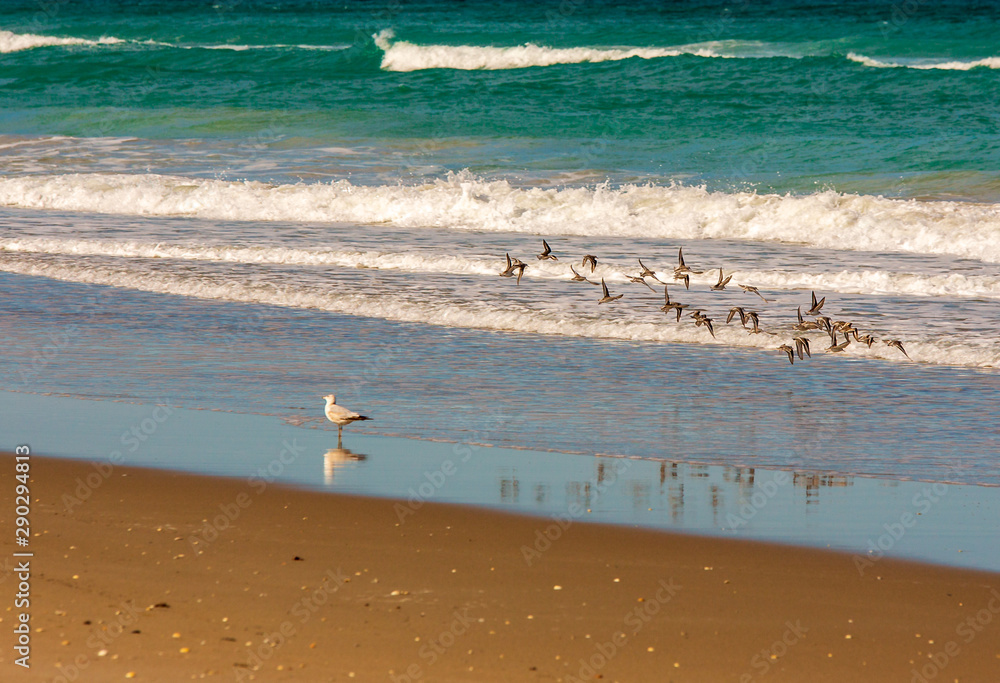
[15,386,1000,490]
[5,390,1000,574]
[2,454,998,681]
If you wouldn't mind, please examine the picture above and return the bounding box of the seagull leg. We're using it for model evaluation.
[338,425,343,447]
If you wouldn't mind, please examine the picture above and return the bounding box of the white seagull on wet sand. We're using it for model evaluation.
[323,394,371,442]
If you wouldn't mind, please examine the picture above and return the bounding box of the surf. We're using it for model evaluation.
[4,237,1000,301]
[2,172,999,263]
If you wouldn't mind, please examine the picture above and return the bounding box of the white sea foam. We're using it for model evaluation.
[0,29,347,54]
[729,268,1000,300]
[1,255,995,369]
[173,42,349,51]
[373,29,725,71]
[846,52,1000,70]
[373,33,1000,73]
[2,172,999,263]
[0,29,122,53]
[5,237,1000,300]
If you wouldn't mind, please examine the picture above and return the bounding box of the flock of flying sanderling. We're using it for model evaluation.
[499,240,911,365]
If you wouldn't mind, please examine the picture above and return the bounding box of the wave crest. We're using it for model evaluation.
[0,28,348,54]
[5,237,1000,300]
[0,29,121,53]
[372,29,723,71]
[2,172,999,262]
[847,52,1000,70]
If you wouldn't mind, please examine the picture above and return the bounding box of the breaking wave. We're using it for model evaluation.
[2,172,999,262]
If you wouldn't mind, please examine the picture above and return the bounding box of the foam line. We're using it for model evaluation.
[0,256,996,368]
[2,172,999,262]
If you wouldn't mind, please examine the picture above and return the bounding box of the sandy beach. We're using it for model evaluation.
[0,453,997,682]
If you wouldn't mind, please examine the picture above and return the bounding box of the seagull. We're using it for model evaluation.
[805,290,826,316]
[834,322,860,342]
[598,278,623,304]
[746,310,763,334]
[660,288,687,320]
[569,265,589,282]
[727,306,748,327]
[660,286,681,314]
[884,339,910,359]
[793,336,811,360]
[537,239,558,261]
[582,254,598,272]
[793,306,819,332]
[499,253,516,277]
[777,344,795,365]
[738,284,771,303]
[323,394,371,444]
[674,247,703,275]
[668,303,688,322]
[710,268,732,291]
[690,310,715,337]
[637,259,667,284]
[627,274,656,291]
[826,334,850,353]
[513,262,527,285]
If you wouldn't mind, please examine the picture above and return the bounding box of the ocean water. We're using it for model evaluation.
[2,1,999,485]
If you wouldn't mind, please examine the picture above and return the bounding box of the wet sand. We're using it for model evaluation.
[1,453,998,682]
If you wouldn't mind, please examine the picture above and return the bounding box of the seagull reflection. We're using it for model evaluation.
[324,447,368,485]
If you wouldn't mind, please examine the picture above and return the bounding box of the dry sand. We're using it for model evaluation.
[1,453,998,682]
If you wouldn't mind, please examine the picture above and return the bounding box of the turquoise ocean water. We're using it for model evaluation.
[2,1,999,486]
